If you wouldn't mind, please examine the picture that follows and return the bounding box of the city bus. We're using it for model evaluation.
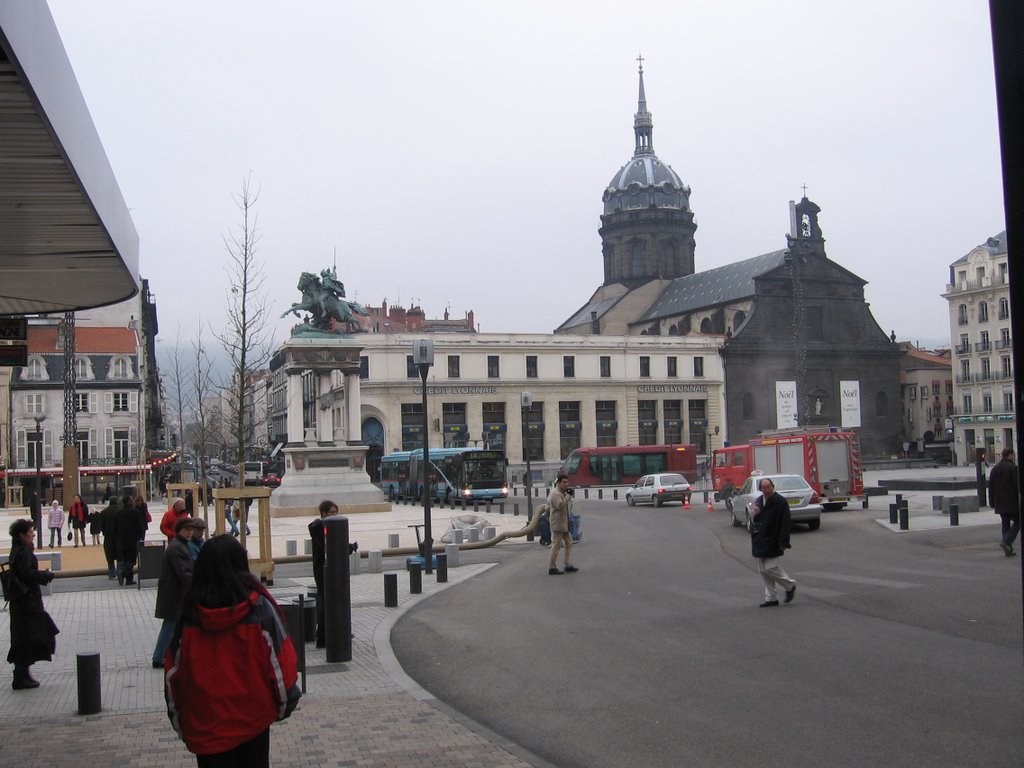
[379,447,509,502]
[711,428,863,509]
[559,444,699,487]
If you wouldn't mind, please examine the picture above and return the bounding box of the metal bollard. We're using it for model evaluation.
[436,553,448,583]
[613,489,619,501]
[499,502,504,514]
[598,488,603,500]
[486,500,492,515]
[387,533,400,548]
[895,493,903,507]
[898,504,909,531]
[409,561,422,594]
[584,488,589,499]
[444,543,460,568]
[514,502,519,516]
[889,503,898,525]
[862,496,869,509]
[323,516,352,663]
[77,652,101,715]
[384,572,398,607]
[949,502,959,526]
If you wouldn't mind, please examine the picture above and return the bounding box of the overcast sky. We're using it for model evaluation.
[46,1,1004,350]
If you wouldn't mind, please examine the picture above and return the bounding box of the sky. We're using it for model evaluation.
[45,1,1005,351]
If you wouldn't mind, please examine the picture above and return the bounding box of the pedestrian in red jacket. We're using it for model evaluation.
[165,535,300,766]
[160,498,189,542]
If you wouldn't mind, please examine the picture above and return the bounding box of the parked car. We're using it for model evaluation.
[731,473,823,530]
[625,473,692,507]
[262,472,281,488]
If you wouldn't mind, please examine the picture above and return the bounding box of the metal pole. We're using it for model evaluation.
[522,401,534,541]
[34,416,44,549]
[418,365,433,574]
[323,516,352,663]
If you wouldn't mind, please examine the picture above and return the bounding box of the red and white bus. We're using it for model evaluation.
[712,428,863,509]
[560,444,699,487]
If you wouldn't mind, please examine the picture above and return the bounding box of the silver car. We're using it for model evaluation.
[731,473,823,530]
[625,473,692,507]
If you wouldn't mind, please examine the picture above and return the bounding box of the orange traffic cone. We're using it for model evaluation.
[706,500,714,512]
[684,499,691,510]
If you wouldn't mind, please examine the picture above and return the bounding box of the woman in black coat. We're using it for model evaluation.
[114,495,146,585]
[6,519,59,689]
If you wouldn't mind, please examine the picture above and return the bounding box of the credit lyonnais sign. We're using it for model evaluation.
[636,384,709,393]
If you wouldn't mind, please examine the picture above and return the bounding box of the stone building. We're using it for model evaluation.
[897,344,953,455]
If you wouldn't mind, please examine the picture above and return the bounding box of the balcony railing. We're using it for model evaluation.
[975,341,992,352]
[955,344,970,354]
[996,338,1013,349]
[946,274,1009,293]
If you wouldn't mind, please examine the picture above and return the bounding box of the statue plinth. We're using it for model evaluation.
[270,336,388,517]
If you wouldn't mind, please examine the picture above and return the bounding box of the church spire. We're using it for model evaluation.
[634,54,654,157]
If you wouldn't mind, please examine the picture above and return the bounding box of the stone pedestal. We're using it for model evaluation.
[270,336,389,518]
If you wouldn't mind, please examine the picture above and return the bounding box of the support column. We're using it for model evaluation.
[286,371,304,443]
[345,372,362,445]
[318,373,333,444]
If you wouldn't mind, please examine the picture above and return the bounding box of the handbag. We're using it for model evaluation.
[67,530,73,542]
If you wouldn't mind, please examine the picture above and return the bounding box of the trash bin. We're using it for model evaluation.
[137,542,165,582]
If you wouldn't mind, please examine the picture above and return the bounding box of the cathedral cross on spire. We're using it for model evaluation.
[636,52,644,71]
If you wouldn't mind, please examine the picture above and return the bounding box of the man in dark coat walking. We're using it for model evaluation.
[750,477,796,607]
[113,495,146,585]
[152,517,195,667]
[988,447,1020,557]
[99,496,122,579]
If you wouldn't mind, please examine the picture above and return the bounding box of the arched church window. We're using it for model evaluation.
[733,310,746,329]
[700,318,712,333]
[662,240,678,275]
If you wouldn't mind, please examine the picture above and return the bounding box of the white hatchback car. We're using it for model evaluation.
[625,473,692,507]
[731,473,823,530]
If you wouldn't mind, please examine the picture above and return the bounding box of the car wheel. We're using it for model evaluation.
[626,494,635,507]
[654,495,663,507]
[730,509,743,527]
[807,519,821,531]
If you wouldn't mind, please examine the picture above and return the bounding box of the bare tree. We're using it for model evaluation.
[164,324,192,455]
[188,322,219,508]
[213,174,274,484]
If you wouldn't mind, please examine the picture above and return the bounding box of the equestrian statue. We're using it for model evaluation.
[281,267,368,334]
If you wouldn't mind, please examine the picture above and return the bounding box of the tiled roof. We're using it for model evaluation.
[557,295,626,332]
[636,249,788,322]
[28,326,138,354]
[950,230,1007,266]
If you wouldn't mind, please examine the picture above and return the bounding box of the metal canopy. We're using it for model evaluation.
[0,3,139,317]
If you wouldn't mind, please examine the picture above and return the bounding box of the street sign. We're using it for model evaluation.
[0,318,27,340]
[0,344,27,366]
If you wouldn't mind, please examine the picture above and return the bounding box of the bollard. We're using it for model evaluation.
[323,516,352,663]
[473,500,479,512]
[895,494,903,507]
[499,502,504,515]
[286,540,297,557]
[483,526,496,539]
[486,500,492,515]
[436,553,448,583]
[304,539,313,555]
[77,652,101,715]
[898,504,909,531]
[368,550,383,573]
[598,488,603,500]
[514,502,520,516]
[453,529,464,544]
[387,533,400,549]
[949,502,959,526]
[613,489,619,501]
[461,498,467,511]
[468,527,480,543]
[444,543,460,568]
[409,561,422,594]
[349,551,360,575]
[384,572,398,607]
[889,503,898,525]
[862,496,869,509]
[584,488,589,500]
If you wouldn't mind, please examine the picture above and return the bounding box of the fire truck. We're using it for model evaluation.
[712,428,864,509]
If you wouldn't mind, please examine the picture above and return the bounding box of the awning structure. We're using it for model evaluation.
[0,3,139,316]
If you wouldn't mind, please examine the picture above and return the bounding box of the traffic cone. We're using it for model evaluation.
[684,499,691,510]
[706,500,714,512]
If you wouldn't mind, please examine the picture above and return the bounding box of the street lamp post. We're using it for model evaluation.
[521,392,534,532]
[412,339,435,574]
[33,415,45,549]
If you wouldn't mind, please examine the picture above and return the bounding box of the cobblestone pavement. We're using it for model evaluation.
[0,563,544,768]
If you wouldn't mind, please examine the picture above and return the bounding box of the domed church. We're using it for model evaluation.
[558,63,901,456]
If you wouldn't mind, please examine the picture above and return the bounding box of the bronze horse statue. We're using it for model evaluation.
[281,271,367,333]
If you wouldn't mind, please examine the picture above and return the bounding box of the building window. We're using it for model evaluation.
[563,356,575,378]
[920,386,929,398]
[359,356,369,379]
[482,402,506,451]
[26,430,44,467]
[526,355,538,379]
[667,357,677,378]
[638,400,657,445]
[1004,390,1014,412]
[487,355,500,379]
[958,334,969,354]
[26,393,44,416]
[400,403,423,451]
[979,331,991,351]
[981,358,991,380]
[961,360,971,381]
[689,400,707,453]
[558,401,581,459]
[806,306,824,341]
[75,393,90,413]
[24,357,46,381]
[75,357,89,379]
[523,401,544,462]
[962,394,973,414]
[664,400,682,443]
[982,392,993,413]
[406,355,417,379]
[112,429,130,462]
[978,301,989,323]
[76,430,92,463]
[999,297,1010,320]
[1000,328,1011,347]
[639,356,651,378]
[442,402,467,448]
[958,304,968,325]
[742,393,756,420]
[113,393,131,412]
[694,357,704,378]
[1002,356,1012,378]
[447,355,461,379]
[112,357,131,378]
[600,356,611,378]
[595,401,617,447]
[908,385,917,400]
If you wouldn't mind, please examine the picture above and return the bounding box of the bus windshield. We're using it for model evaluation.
[463,456,506,484]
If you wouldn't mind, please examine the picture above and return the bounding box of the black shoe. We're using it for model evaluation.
[12,678,40,690]
[548,568,564,575]
[759,600,780,608]
[124,578,135,585]
[152,661,163,669]
[1000,542,1014,557]
[117,573,124,585]
[564,565,579,573]
[784,586,796,604]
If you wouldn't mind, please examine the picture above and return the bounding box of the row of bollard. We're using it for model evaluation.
[384,552,450,607]
[888,494,961,530]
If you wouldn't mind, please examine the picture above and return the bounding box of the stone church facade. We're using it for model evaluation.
[558,65,901,456]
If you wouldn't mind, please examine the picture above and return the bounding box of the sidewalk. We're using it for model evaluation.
[0,558,544,768]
